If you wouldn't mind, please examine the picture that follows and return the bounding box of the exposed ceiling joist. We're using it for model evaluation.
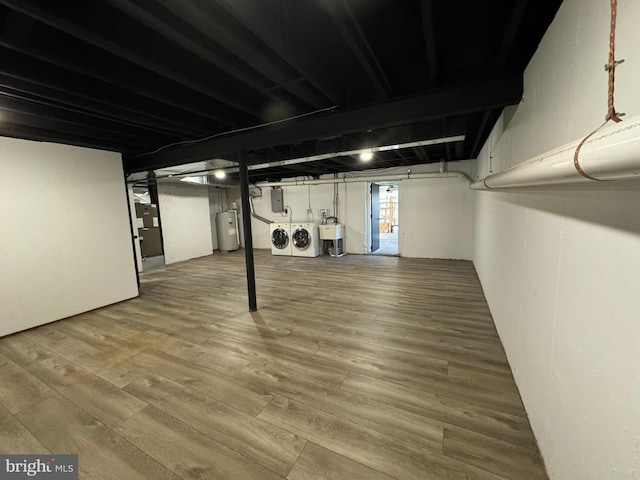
[103,0,312,113]
[125,74,523,173]
[0,92,170,145]
[0,0,563,181]
[0,109,153,150]
[0,48,211,136]
[0,6,253,127]
[157,0,330,109]
[420,0,438,85]
[0,121,140,152]
[318,0,392,98]
[214,0,371,106]
[0,0,277,119]
[494,0,529,69]
[0,74,199,138]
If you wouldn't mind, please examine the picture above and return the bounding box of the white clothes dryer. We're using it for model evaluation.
[270,223,291,255]
[290,223,320,257]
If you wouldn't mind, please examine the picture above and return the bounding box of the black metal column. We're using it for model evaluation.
[238,151,257,311]
[122,165,140,289]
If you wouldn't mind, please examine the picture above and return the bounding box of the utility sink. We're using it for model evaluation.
[319,223,343,240]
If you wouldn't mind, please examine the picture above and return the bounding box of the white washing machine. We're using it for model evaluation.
[270,223,291,256]
[290,223,320,257]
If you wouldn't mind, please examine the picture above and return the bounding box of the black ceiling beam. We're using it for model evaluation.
[0,8,252,128]
[469,0,529,158]
[494,0,529,69]
[420,0,438,85]
[0,121,143,153]
[0,48,206,137]
[317,0,391,98]
[246,120,467,167]
[443,119,452,161]
[470,110,492,158]
[104,0,313,114]
[158,0,329,109]
[0,35,242,129]
[281,163,331,176]
[215,0,381,106]
[0,111,153,152]
[0,77,196,140]
[125,74,523,173]
[0,91,172,145]
[0,0,271,120]
[407,125,430,164]
[412,147,429,163]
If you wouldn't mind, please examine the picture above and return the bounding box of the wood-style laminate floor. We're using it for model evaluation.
[0,250,548,479]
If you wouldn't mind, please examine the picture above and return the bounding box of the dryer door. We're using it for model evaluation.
[272,228,289,249]
[292,228,311,250]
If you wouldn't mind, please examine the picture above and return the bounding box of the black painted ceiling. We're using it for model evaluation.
[0,0,562,183]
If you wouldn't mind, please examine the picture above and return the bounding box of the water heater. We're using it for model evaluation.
[216,211,239,252]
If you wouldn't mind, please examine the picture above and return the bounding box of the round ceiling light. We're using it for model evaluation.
[359,151,373,162]
[214,170,226,179]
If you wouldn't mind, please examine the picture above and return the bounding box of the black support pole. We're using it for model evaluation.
[238,151,258,311]
[122,164,140,289]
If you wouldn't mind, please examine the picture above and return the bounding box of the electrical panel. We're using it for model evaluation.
[271,188,283,212]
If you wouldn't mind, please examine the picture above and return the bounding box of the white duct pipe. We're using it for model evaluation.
[254,171,471,187]
[471,113,640,190]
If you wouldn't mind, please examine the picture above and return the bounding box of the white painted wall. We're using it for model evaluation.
[157,181,213,264]
[400,177,473,259]
[474,1,640,478]
[249,161,474,258]
[0,138,138,337]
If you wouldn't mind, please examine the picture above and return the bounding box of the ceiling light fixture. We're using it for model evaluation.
[359,150,373,162]
[214,170,226,179]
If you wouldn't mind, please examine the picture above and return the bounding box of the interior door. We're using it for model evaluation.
[371,183,380,252]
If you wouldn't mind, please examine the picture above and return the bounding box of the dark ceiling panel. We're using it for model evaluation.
[0,0,563,177]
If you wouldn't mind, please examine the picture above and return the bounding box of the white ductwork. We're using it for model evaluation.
[471,113,640,190]
[255,171,471,188]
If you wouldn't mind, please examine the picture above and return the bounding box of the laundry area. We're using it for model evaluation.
[266,184,342,258]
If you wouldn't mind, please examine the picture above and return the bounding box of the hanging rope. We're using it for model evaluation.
[606,0,623,122]
[573,121,607,180]
[574,0,624,180]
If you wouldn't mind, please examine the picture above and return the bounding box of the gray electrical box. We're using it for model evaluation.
[271,188,283,212]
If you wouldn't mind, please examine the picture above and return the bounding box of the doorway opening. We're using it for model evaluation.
[370,182,399,255]
[132,184,166,270]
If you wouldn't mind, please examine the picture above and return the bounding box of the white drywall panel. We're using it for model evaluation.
[157,182,213,264]
[343,182,367,254]
[473,1,640,477]
[400,177,474,259]
[0,138,138,336]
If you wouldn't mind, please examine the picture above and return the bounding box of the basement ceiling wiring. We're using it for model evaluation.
[130,105,337,159]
